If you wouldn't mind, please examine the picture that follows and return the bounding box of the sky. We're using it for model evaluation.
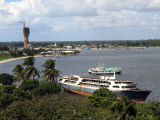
[0,0,160,42]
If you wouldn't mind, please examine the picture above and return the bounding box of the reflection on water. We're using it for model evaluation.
[0,48,160,102]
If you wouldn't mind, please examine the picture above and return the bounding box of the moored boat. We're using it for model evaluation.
[58,73,151,101]
[88,64,121,74]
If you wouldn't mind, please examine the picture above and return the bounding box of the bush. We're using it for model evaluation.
[23,49,34,56]
[87,88,116,107]
[0,101,30,120]
[0,45,9,51]
[0,94,102,120]
[93,88,116,98]
[136,102,160,120]
[0,73,14,85]
[0,85,16,94]
[20,79,39,92]
[13,88,32,101]
[32,82,61,96]
[0,93,15,108]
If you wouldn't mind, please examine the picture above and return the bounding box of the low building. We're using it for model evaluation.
[61,50,74,54]
[27,44,33,50]
[0,51,9,54]
[65,46,72,49]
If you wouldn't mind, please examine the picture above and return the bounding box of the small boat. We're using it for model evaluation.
[58,73,151,101]
[88,63,121,74]
[56,52,63,58]
[56,54,63,58]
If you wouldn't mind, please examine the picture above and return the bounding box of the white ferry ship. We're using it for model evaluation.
[58,73,151,101]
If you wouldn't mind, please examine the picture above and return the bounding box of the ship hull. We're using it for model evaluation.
[88,70,121,74]
[60,83,151,101]
[88,71,121,74]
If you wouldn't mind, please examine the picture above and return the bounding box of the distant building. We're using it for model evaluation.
[61,50,74,54]
[65,46,72,49]
[52,42,57,47]
[27,44,33,50]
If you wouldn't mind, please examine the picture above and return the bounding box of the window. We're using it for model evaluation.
[113,86,119,88]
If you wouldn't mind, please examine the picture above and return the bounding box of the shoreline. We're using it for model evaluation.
[0,53,79,64]
[0,56,29,64]
[0,54,56,64]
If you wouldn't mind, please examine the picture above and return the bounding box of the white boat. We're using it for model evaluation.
[88,63,121,74]
[58,73,151,101]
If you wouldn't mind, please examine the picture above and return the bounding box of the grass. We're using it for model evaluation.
[0,54,13,61]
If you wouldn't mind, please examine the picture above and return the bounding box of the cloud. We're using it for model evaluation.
[1,0,160,41]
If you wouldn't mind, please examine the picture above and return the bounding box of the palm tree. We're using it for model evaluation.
[23,56,40,80]
[25,65,40,80]
[110,96,137,120]
[23,56,35,66]
[42,59,60,82]
[12,64,25,82]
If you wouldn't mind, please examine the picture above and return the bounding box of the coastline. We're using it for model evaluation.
[0,53,79,64]
[0,54,56,64]
[0,56,29,64]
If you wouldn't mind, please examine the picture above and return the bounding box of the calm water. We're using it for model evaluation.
[0,48,160,102]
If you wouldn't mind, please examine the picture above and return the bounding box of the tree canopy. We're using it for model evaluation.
[0,73,14,85]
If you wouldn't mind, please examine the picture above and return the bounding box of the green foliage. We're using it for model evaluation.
[136,102,160,120]
[32,82,61,96]
[42,59,60,82]
[42,59,55,69]
[23,57,40,80]
[87,96,101,107]
[10,50,23,57]
[0,85,16,94]
[0,45,9,51]
[0,92,159,120]
[20,79,39,92]
[88,88,116,107]
[23,48,34,56]
[0,73,14,85]
[0,85,32,109]
[88,89,138,120]
[13,88,32,101]
[0,53,13,61]
[23,48,42,56]
[23,57,35,66]
[58,43,64,48]
[25,65,40,79]
[0,101,30,120]
[0,94,104,120]
[0,93,15,108]
[74,50,80,54]
[93,88,117,98]
[110,96,137,120]
[12,64,25,82]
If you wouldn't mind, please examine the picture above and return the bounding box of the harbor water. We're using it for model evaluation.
[0,48,160,102]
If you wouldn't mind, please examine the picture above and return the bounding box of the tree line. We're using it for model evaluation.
[1,39,160,48]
